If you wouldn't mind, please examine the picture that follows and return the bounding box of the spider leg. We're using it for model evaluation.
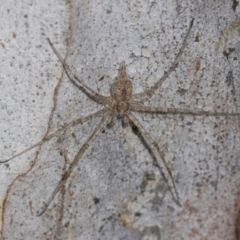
[47,38,111,105]
[132,18,194,101]
[0,108,109,164]
[130,104,240,116]
[37,112,113,216]
[127,112,180,205]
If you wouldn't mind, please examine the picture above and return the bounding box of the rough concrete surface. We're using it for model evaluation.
[0,1,240,240]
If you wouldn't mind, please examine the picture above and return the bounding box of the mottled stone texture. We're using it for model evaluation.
[0,1,240,239]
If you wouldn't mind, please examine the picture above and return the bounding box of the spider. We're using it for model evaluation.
[1,18,239,216]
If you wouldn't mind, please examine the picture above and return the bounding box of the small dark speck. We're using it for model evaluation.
[135,212,142,217]
[225,70,235,95]
[225,70,233,86]
[195,35,199,42]
[232,0,239,11]
[99,225,104,232]
[223,48,235,59]
[145,172,155,181]
[131,125,139,134]
[59,149,64,156]
[24,14,28,18]
[176,88,187,96]
[102,129,105,133]
[64,221,69,228]
[12,32,16,38]
[0,42,5,48]
[99,76,104,81]
[72,132,76,139]
[93,197,100,204]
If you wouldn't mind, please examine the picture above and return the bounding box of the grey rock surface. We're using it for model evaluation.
[0,1,240,240]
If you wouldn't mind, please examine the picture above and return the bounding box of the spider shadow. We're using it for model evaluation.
[130,120,180,206]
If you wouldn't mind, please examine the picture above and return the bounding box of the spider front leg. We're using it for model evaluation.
[127,112,180,205]
[132,18,194,102]
[0,108,109,164]
[47,38,112,105]
[37,112,113,216]
[130,104,240,117]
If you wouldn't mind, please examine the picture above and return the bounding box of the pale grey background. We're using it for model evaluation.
[0,1,240,240]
